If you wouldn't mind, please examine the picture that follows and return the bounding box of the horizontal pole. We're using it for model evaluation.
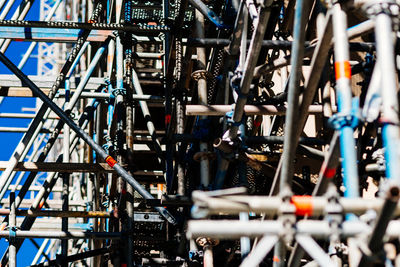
[0,127,51,133]
[0,27,110,42]
[0,209,111,218]
[0,230,121,239]
[187,220,400,240]
[186,105,336,116]
[192,193,400,217]
[0,113,58,119]
[0,161,164,175]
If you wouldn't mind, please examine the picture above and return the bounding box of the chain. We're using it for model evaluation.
[0,20,170,31]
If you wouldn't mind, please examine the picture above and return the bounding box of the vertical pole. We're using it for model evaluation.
[357,2,400,265]
[274,0,312,265]
[124,1,134,264]
[372,2,400,184]
[163,0,173,189]
[195,9,210,187]
[61,79,71,267]
[115,1,124,265]
[126,103,134,267]
[9,192,16,267]
[280,0,312,191]
[331,2,359,201]
[203,243,214,267]
[176,35,185,196]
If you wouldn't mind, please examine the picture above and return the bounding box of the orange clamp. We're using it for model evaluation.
[335,61,351,80]
[291,195,313,216]
[105,155,117,167]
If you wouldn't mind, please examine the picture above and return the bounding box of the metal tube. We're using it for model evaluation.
[0,231,122,239]
[0,209,112,218]
[332,2,359,200]
[9,192,16,267]
[186,104,333,116]
[195,9,210,187]
[187,220,400,239]
[191,194,400,216]
[61,81,71,266]
[280,0,312,191]
[239,235,279,267]
[131,70,164,164]
[373,5,400,184]
[269,10,333,200]
[296,235,336,267]
[203,244,214,267]
[31,239,50,266]
[0,51,177,225]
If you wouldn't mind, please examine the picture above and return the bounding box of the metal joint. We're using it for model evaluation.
[8,226,17,243]
[279,189,296,243]
[191,70,212,81]
[324,186,343,243]
[363,0,400,17]
[196,237,219,247]
[225,109,246,127]
[328,114,359,130]
[111,87,126,96]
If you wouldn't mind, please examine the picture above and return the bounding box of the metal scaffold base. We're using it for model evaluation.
[0,0,399,266]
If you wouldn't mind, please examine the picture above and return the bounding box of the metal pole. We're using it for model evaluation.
[331,1,359,200]
[239,235,279,267]
[61,81,71,267]
[195,9,210,187]
[269,11,333,197]
[368,0,400,184]
[131,70,164,164]
[0,231,122,239]
[31,239,50,265]
[9,192,16,267]
[280,0,313,191]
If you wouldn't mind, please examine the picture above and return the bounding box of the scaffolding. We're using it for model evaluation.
[0,0,399,266]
